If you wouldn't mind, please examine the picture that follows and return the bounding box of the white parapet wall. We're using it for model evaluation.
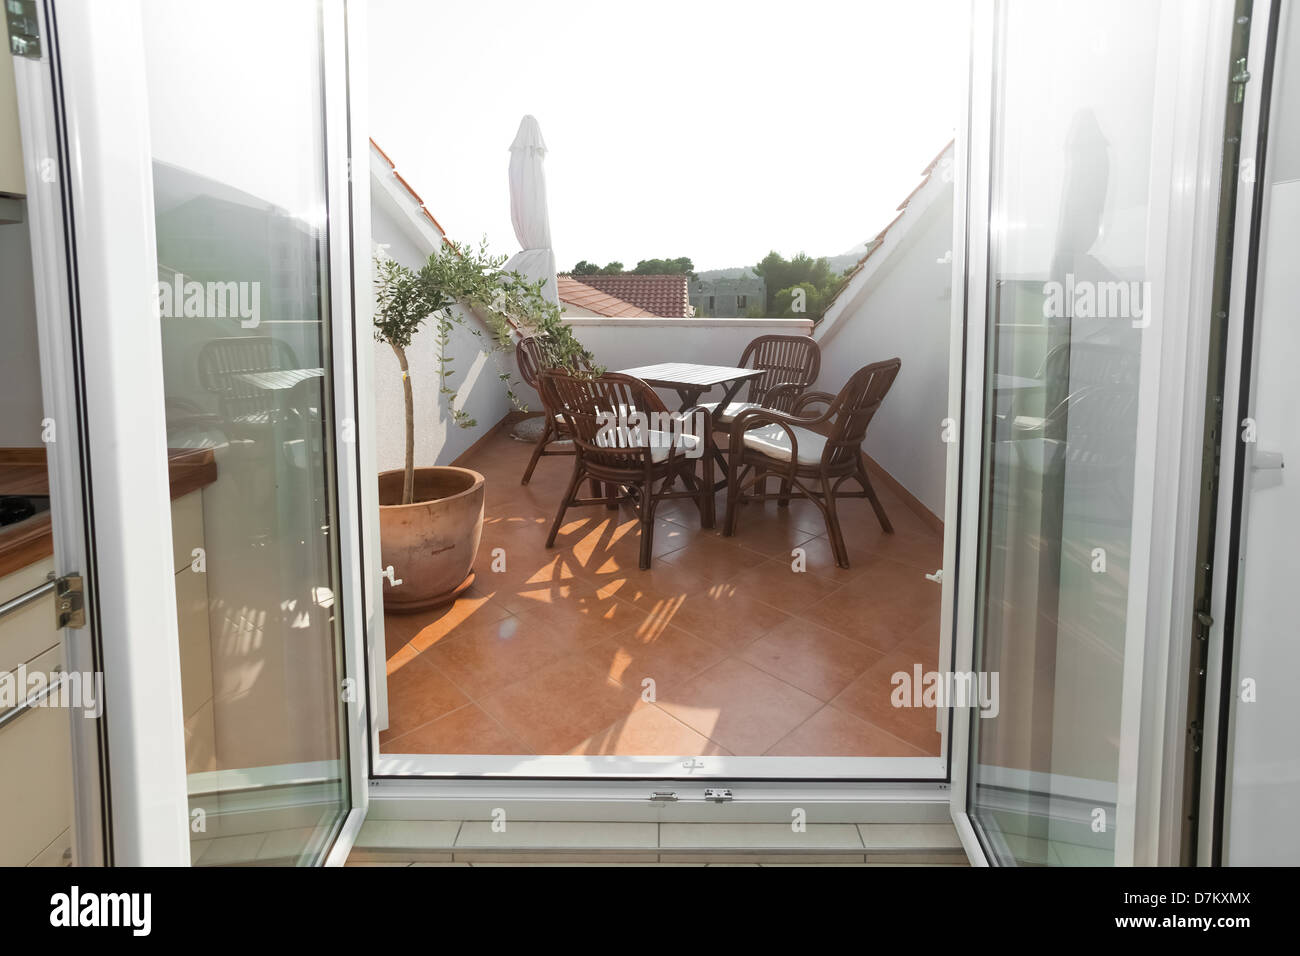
[557,316,814,407]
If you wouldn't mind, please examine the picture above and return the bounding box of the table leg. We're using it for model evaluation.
[674,387,706,410]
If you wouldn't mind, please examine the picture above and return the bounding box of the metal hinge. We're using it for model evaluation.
[54,575,85,629]
[703,788,734,803]
[649,791,678,803]
[5,0,41,58]
[1231,56,1251,103]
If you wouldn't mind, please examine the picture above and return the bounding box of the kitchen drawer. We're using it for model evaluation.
[0,644,73,867]
[170,490,204,575]
[0,556,57,674]
[27,827,72,867]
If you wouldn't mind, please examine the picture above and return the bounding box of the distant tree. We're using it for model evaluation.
[571,260,625,275]
[632,257,695,279]
[771,281,825,318]
[753,251,843,315]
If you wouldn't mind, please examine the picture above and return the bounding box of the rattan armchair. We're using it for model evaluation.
[723,358,901,569]
[540,369,715,570]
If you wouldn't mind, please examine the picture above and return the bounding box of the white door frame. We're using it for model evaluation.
[21,0,192,867]
[947,0,1234,867]
[1198,0,1285,868]
[14,0,374,865]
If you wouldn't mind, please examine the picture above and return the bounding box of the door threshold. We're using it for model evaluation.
[345,817,967,865]
[366,777,951,824]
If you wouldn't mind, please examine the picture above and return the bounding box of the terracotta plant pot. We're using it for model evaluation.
[377,466,485,613]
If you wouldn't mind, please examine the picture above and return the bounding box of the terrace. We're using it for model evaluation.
[368,136,956,767]
[379,427,944,758]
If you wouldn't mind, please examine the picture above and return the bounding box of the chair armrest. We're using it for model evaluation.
[764,381,812,412]
[790,390,836,415]
[728,405,825,465]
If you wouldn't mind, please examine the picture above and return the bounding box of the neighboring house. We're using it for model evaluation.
[559,272,691,318]
[690,275,766,317]
[556,275,656,317]
[813,140,955,522]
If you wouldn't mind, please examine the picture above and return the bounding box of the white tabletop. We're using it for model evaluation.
[616,362,764,388]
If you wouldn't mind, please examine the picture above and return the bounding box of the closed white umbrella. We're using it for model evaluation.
[503,114,558,304]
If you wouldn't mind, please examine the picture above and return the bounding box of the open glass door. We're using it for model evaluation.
[6,0,370,865]
[139,0,357,867]
[954,0,1229,865]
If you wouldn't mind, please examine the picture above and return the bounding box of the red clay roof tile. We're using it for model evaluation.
[559,274,691,318]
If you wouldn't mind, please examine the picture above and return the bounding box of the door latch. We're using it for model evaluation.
[54,575,85,629]
[703,788,733,803]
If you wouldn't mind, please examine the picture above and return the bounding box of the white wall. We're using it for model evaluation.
[0,214,45,446]
[814,179,953,518]
[563,316,813,408]
[370,185,517,471]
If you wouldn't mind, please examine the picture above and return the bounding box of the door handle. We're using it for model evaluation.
[1250,449,1284,471]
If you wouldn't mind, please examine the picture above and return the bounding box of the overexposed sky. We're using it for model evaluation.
[368,0,964,272]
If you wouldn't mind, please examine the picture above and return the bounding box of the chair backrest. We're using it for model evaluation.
[540,370,670,473]
[197,335,300,425]
[737,334,821,408]
[515,334,548,390]
[821,358,902,469]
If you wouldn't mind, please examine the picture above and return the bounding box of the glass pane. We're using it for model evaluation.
[967,0,1161,866]
[142,0,349,865]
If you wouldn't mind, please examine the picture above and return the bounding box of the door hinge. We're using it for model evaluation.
[703,788,734,803]
[5,0,42,59]
[54,575,85,629]
[1231,56,1251,103]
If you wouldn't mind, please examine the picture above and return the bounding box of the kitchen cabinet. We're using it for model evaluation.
[0,556,73,866]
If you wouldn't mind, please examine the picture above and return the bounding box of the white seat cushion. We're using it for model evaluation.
[699,400,761,425]
[741,423,827,467]
[597,427,701,464]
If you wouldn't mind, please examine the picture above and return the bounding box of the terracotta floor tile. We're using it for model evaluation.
[426,610,575,699]
[384,702,532,755]
[582,623,726,698]
[764,705,927,757]
[724,557,846,615]
[828,649,945,755]
[555,514,700,578]
[739,619,883,701]
[655,657,822,755]
[656,532,769,581]
[660,580,793,653]
[387,595,513,655]
[478,657,640,754]
[515,582,649,647]
[796,555,938,650]
[572,704,729,756]
[381,431,949,758]
[723,504,823,558]
[378,655,471,741]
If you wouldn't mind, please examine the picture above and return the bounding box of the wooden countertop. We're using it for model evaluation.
[0,447,217,579]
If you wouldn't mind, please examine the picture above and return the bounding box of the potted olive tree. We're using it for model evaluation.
[373,238,589,610]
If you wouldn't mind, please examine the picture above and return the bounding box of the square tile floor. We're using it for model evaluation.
[380,430,944,758]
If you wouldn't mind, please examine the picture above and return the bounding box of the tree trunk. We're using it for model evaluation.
[393,342,415,505]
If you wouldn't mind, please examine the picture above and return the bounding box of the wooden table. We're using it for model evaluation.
[617,362,765,492]
[615,362,764,411]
